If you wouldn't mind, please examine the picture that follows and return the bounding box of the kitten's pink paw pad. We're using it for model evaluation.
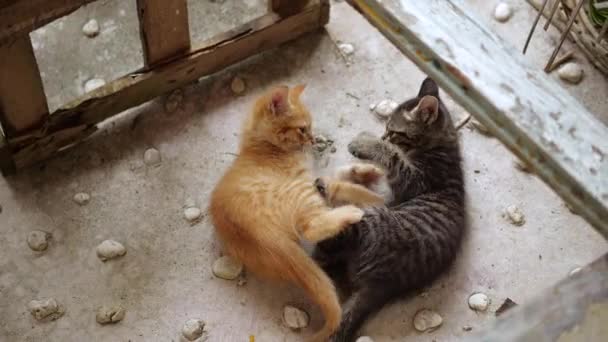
[351,164,385,185]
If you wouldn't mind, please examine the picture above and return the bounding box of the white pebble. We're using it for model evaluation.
[96,305,125,324]
[73,192,90,205]
[374,99,398,119]
[494,3,512,22]
[27,230,51,252]
[338,43,355,55]
[96,240,127,262]
[84,78,106,93]
[212,256,243,280]
[503,205,525,226]
[82,19,100,37]
[369,103,377,111]
[165,89,183,113]
[468,293,490,311]
[569,266,582,277]
[231,76,246,94]
[413,309,443,332]
[182,319,205,341]
[282,305,310,330]
[143,148,161,166]
[184,207,202,222]
[356,337,375,342]
[558,63,584,84]
[28,298,64,321]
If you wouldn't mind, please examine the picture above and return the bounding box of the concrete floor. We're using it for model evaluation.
[1,0,607,341]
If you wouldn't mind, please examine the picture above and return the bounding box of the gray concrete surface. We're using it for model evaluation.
[1,0,607,341]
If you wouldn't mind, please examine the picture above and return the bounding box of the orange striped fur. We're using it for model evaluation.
[210,85,363,341]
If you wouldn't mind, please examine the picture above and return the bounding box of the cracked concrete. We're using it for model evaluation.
[1,0,606,341]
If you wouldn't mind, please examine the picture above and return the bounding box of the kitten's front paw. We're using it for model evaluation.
[340,205,364,225]
[348,133,381,160]
[351,163,385,186]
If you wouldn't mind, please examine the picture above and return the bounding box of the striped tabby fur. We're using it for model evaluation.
[314,78,466,342]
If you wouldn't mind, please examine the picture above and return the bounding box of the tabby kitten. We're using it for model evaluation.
[314,78,466,342]
[209,85,382,342]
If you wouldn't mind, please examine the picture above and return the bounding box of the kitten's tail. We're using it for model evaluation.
[331,287,397,342]
[275,238,342,342]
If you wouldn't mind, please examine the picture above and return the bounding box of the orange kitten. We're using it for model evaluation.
[209,85,378,341]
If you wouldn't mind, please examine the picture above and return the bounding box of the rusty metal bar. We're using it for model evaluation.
[346,0,608,237]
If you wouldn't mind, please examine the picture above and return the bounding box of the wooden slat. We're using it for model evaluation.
[10,0,329,169]
[269,0,311,17]
[347,0,608,236]
[0,0,97,45]
[0,35,49,136]
[137,0,191,67]
[465,253,608,342]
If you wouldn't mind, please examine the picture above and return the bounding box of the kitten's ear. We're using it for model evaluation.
[418,77,439,98]
[412,95,439,124]
[291,84,306,100]
[269,86,290,116]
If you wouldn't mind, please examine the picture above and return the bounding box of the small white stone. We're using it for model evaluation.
[468,293,490,311]
[143,148,161,166]
[569,267,582,277]
[182,319,205,341]
[503,205,525,226]
[338,43,355,55]
[356,337,375,342]
[184,207,201,222]
[84,78,106,93]
[96,240,127,262]
[96,305,125,324]
[374,99,398,119]
[73,192,90,205]
[494,3,512,22]
[282,305,310,330]
[369,103,377,111]
[231,76,246,94]
[413,309,443,332]
[165,89,183,113]
[212,256,243,280]
[558,63,584,84]
[27,230,50,252]
[82,19,100,37]
[28,298,64,321]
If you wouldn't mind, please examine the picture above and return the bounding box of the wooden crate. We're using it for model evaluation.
[0,0,329,174]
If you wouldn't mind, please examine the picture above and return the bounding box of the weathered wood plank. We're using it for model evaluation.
[465,254,608,342]
[0,0,97,45]
[0,35,49,136]
[137,0,191,67]
[347,0,608,236]
[269,0,311,17]
[10,0,329,169]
